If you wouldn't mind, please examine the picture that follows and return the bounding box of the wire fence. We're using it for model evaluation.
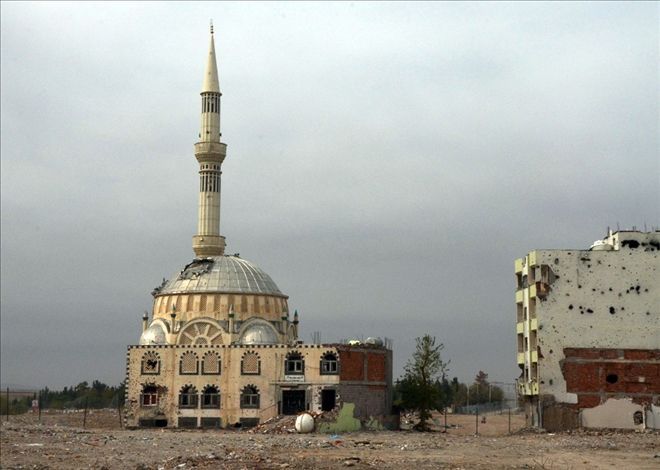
[1,388,124,429]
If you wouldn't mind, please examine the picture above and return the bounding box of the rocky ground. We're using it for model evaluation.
[1,410,659,469]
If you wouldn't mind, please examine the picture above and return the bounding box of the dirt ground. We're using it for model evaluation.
[1,410,659,469]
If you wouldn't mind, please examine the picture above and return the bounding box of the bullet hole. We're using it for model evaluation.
[592,288,596,292]
[609,288,613,291]
[549,379,553,385]
[554,258,559,265]
[600,291,604,295]
[649,240,660,250]
[645,288,648,292]
[588,264,591,268]
[635,285,640,293]
[609,307,616,314]
[618,293,622,297]
[622,266,626,270]
[549,349,553,354]
[621,240,640,249]
[606,374,618,384]
[597,260,602,264]
[621,307,625,311]
[578,285,582,289]
[633,411,644,425]
[586,308,593,314]
[568,304,574,310]
[647,312,651,316]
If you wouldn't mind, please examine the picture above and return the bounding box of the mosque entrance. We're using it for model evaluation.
[282,390,306,415]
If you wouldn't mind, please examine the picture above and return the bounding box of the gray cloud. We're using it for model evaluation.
[1,2,658,389]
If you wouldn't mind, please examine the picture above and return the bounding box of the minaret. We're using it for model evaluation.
[192,22,227,258]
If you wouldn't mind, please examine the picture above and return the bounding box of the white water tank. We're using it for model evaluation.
[295,413,315,433]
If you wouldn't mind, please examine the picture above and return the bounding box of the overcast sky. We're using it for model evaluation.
[1,2,658,390]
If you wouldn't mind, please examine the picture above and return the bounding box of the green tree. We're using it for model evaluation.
[399,335,449,431]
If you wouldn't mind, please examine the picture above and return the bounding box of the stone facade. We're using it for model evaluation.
[124,343,391,428]
[515,230,660,431]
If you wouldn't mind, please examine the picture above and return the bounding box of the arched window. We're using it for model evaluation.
[140,384,164,407]
[320,352,339,375]
[285,351,304,375]
[141,351,160,375]
[241,352,260,375]
[202,352,221,375]
[179,351,199,375]
[179,385,198,408]
[240,385,259,409]
[201,385,220,408]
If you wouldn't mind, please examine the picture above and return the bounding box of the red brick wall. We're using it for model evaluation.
[367,353,386,382]
[338,350,365,381]
[561,348,660,408]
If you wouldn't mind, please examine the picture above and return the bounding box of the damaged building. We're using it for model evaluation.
[515,229,659,431]
[124,27,393,429]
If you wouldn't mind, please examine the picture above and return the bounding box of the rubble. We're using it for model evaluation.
[1,410,659,469]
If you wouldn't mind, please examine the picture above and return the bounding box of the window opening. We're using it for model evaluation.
[240,385,260,409]
[179,385,198,408]
[201,385,220,408]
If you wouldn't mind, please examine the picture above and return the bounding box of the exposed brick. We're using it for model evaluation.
[631,395,655,406]
[624,349,655,360]
[600,349,623,360]
[366,353,386,382]
[625,364,658,383]
[564,348,600,359]
[577,394,601,409]
[563,363,602,392]
[623,382,652,394]
[338,350,364,381]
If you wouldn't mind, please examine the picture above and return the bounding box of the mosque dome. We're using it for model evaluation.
[139,322,168,345]
[239,322,280,345]
[155,255,284,297]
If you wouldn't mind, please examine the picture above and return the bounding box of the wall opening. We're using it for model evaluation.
[321,389,336,411]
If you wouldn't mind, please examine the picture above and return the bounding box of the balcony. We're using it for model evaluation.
[516,379,540,396]
[515,290,524,304]
[528,251,537,267]
[530,318,538,331]
[517,352,525,365]
[515,258,524,274]
[516,322,524,334]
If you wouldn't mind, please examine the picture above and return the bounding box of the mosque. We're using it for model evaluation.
[124,27,393,429]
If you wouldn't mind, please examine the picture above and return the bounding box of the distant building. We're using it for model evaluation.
[124,27,392,429]
[515,230,660,431]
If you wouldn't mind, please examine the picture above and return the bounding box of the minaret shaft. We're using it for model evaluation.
[192,28,227,258]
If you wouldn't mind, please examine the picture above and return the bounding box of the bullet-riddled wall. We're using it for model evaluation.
[515,230,660,431]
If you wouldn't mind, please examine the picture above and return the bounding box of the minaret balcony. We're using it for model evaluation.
[194,142,227,163]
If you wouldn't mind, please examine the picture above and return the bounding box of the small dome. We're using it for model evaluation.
[139,323,168,345]
[155,255,284,296]
[239,323,279,345]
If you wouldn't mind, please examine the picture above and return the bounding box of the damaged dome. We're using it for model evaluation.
[157,255,284,296]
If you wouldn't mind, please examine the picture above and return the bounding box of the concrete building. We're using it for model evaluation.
[515,229,659,431]
[124,27,393,429]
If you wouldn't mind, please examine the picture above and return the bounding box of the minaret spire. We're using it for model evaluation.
[192,23,227,258]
